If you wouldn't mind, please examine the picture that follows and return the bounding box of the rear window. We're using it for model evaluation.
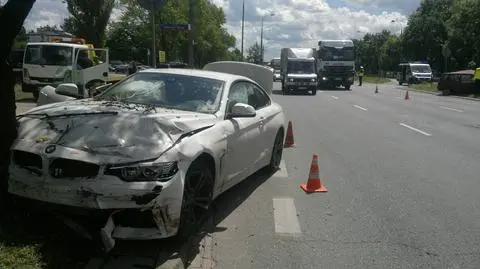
[460,74,473,83]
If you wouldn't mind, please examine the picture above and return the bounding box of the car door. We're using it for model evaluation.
[248,84,275,170]
[221,81,263,190]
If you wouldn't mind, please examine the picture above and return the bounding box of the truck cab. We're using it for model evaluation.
[316,40,355,90]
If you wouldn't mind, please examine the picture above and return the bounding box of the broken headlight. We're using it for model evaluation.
[105,161,179,182]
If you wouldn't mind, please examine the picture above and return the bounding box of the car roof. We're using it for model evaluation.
[138,68,252,83]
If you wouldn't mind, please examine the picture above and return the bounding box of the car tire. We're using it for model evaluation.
[32,88,39,102]
[345,84,351,91]
[176,158,214,241]
[311,89,317,95]
[267,129,284,173]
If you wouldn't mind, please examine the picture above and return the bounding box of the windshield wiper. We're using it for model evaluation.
[17,111,118,119]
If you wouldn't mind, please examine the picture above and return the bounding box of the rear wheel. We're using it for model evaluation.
[311,89,317,95]
[345,84,351,91]
[32,88,39,102]
[176,159,214,241]
[267,129,284,173]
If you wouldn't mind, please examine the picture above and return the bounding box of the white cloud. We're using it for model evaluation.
[17,0,415,60]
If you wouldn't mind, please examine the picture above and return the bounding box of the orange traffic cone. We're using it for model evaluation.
[300,154,327,193]
[284,121,295,148]
[375,85,379,94]
[404,90,410,100]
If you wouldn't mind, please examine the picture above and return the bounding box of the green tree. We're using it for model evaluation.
[61,0,115,47]
[447,0,480,69]
[402,0,454,72]
[106,0,236,67]
[246,42,262,64]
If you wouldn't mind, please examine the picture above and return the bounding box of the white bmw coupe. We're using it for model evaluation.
[9,62,285,250]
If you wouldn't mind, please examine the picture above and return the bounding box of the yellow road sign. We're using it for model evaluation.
[159,50,166,63]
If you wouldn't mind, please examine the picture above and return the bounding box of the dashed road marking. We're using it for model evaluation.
[273,197,302,236]
[396,97,403,100]
[273,160,288,178]
[331,95,339,100]
[353,105,368,111]
[440,106,463,113]
[399,123,432,136]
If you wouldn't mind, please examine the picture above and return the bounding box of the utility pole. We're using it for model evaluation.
[188,0,195,67]
[151,5,156,68]
[241,0,245,61]
[260,17,264,64]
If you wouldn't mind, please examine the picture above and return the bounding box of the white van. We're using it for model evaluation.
[397,62,433,85]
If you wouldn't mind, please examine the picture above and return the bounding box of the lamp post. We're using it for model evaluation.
[241,0,245,61]
[260,12,274,64]
[391,19,404,61]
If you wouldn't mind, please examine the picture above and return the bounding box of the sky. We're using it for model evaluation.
[4,0,421,61]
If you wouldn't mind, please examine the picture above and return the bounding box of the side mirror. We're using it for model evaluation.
[55,83,79,98]
[229,103,256,118]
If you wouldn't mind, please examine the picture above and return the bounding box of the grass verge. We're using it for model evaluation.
[0,199,97,269]
[408,82,439,93]
[15,84,34,102]
[360,76,391,84]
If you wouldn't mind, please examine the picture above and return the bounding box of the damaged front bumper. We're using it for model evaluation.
[8,141,186,251]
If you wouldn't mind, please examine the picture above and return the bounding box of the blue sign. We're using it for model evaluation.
[160,24,191,31]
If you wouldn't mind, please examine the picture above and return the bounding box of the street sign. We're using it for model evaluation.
[160,24,191,31]
[158,51,166,63]
[137,0,167,10]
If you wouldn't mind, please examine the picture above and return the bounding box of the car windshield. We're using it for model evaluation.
[24,45,73,66]
[411,65,432,73]
[287,60,315,74]
[319,46,354,61]
[96,72,225,114]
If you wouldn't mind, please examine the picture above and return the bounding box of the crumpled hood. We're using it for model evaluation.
[17,99,218,161]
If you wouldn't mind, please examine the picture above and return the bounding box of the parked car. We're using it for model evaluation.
[10,62,282,251]
[157,62,188,69]
[437,70,476,95]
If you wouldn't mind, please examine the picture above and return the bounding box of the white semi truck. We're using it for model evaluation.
[280,48,318,95]
[316,40,355,90]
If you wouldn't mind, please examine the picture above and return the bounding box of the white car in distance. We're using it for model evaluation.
[9,65,285,251]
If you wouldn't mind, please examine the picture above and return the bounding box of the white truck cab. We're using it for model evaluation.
[22,42,110,101]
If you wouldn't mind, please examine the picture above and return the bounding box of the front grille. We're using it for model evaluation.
[49,158,99,178]
[12,150,42,169]
[292,78,314,82]
[30,77,63,83]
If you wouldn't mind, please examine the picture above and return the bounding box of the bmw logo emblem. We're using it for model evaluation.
[44,145,56,154]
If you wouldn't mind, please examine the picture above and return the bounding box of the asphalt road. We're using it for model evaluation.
[13,83,480,269]
[210,82,480,269]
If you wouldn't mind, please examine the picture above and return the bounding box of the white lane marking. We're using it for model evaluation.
[273,197,302,236]
[273,160,288,178]
[353,105,368,111]
[331,95,339,100]
[396,97,403,100]
[440,106,463,113]
[399,123,432,136]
